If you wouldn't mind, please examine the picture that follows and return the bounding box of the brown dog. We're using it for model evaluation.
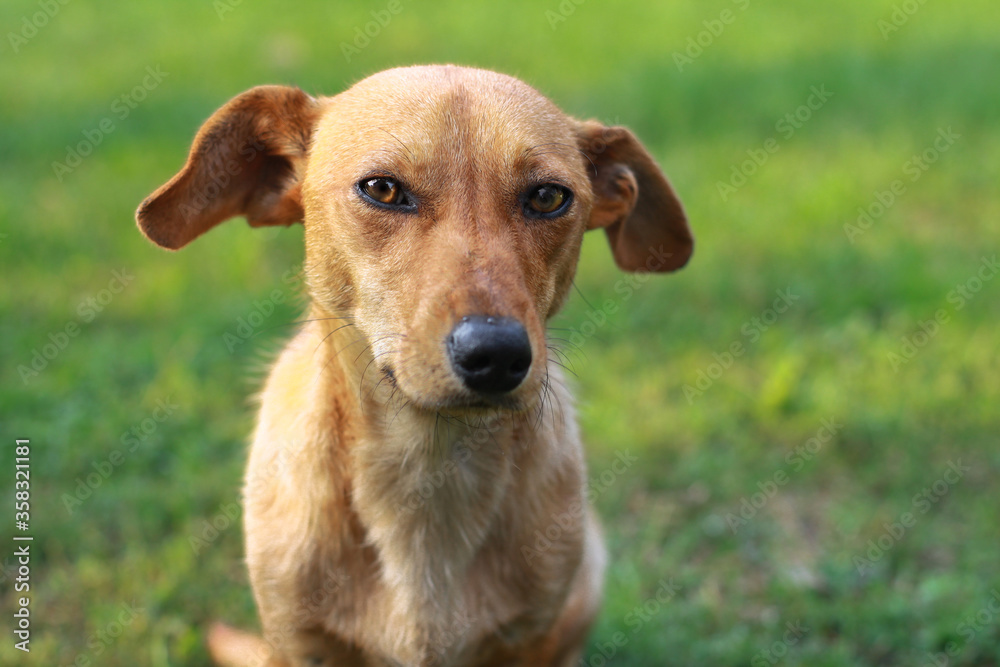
[136,65,692,667]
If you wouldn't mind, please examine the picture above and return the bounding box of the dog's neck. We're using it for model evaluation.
[312,312,546,658]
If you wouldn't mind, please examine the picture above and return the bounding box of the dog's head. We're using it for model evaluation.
[137,65,692,413]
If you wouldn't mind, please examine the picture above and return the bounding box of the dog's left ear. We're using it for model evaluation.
[575,120,693,272]
[136,85,320,250]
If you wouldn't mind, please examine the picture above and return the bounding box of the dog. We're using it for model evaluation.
[136,65,692,667]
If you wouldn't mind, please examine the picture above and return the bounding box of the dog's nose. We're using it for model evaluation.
[447,316,532,395]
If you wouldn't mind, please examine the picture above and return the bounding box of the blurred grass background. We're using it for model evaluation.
[2,0,999,665]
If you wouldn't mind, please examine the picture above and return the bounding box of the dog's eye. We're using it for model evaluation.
[359,177,407,207]
[525,184,572,217]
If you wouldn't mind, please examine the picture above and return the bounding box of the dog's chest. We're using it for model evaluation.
[346,413,521,663]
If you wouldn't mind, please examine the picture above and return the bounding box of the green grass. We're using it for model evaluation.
[2,0,999,664]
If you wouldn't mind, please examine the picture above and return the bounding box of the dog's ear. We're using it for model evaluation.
[136,85,320,250]
[575,120,693,272]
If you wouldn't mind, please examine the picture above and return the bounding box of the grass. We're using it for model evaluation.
[2,0,999,664]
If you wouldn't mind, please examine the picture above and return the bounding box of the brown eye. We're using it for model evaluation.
[360,177,404,206]
[525,184,571,217]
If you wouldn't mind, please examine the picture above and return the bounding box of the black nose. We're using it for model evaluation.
[447,316,532,395]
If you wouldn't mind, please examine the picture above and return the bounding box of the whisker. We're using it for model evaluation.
[312,322,358,354]
[291,316,356,325]
[388,396,412,432]
[365,350,409,403]
[547,372,565,433]
[546,338,587,365]
[378,127,415,165]
[546,344,574,366]
[534,364,552,432]
[353,343,375,366]
[545,336,583,352]
[248,316,353,340]
[545,335,584,351]
[385,384,400,417]
[547,357,578,378]
[571,279,601,315]
[354,334,403,365]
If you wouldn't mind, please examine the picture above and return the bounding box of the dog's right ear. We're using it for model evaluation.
[136,86,320,250]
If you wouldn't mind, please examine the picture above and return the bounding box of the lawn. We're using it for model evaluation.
[2,0,999,665]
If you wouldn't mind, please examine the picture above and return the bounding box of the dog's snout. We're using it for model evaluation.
[447,316,532,395]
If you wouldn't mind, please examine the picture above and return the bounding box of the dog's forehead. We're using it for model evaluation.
[313,66,579,167]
